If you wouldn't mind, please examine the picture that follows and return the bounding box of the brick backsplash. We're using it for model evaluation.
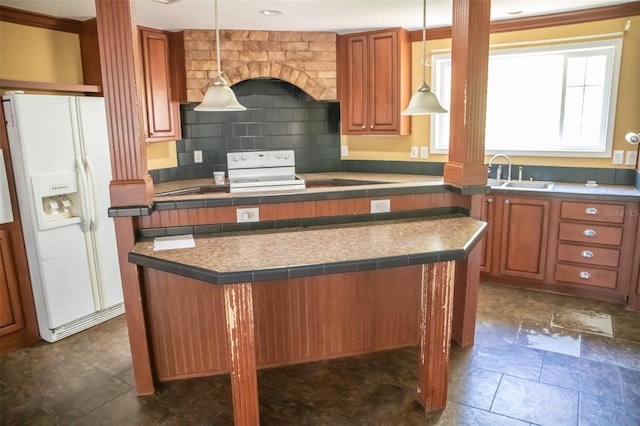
[184,29,337,102]
[150,78,341,183]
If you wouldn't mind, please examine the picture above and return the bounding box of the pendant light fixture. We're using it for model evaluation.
[194,0,246,111]
[401,0,446,115]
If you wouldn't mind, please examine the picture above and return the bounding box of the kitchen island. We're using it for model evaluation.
[128,215,486,425]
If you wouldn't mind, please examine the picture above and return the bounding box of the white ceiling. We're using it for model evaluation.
[0,0,635,34]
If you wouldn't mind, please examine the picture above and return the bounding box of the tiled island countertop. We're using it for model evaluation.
[128,215,486,425]
[129,215,486,284]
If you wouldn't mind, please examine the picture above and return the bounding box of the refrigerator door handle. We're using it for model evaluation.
[75,156,91,233]
[84,158,98,230]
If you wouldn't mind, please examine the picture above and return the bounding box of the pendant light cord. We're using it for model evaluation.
[215,0,222,78]
[421,0,427,84]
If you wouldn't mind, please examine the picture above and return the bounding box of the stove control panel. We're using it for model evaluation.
[227,150,295,169]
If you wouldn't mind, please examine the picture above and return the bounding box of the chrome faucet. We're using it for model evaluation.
[488,154,512,181]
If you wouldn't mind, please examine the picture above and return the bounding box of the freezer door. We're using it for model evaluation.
[4,94,97,330]
[75,97,123,309]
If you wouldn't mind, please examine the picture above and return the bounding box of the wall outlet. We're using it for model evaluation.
[626,150,638,166]
[612,150,624,165]
[370,199,390,214]
[420,146,429,158]
[236,207,259,223]
[410,146,418,158]
[341,146,349,157]
[194,150,203,163]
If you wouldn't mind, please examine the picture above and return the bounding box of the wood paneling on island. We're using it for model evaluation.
[144,266,422,381]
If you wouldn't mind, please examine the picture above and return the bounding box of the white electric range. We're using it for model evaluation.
[227,150,306,193]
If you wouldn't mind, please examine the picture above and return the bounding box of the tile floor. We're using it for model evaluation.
[1,282,639,425]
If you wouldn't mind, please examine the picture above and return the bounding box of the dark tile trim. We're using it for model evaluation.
[135,207,469,239]
[128,246,472,286]
[108,205,153,217]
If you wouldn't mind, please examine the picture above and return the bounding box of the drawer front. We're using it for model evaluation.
[558,222,623,246]
[555,264,617,288]
[556,243,620,268]
[560,201,625,224]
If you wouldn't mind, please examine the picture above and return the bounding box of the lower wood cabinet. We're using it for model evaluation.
[481,195,550,281]
[481,194,639,306]
[0,230,24,336]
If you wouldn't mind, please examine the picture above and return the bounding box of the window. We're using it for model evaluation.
[431,39,623,157]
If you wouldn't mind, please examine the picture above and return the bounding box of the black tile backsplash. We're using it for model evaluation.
[150,79,341,183]
[147,77,636,187]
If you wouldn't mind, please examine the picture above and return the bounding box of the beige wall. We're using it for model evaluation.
[0,22,83,83]
[342,17,640,169]
[0,21,177,171]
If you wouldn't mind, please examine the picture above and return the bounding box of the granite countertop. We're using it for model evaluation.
[152,172,640,203]
[152,172,446,201]
[129,215,486,285]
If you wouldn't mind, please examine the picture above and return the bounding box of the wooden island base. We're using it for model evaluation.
[129,216,485,424]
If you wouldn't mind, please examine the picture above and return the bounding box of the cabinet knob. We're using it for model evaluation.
[585,207,598,215]
[486,198,493,203]
[362,125,366,129]
[504,199,510,205]
[370,125,374,129]
[583,229,596,237]
[579,271,591,279]
[581,250,594,258]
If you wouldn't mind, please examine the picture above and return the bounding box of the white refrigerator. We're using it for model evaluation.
[2,93,124,342]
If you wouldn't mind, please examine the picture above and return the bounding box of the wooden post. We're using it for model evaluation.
[451,194,483,347]
[95,0,154,207]
[94,0,155,395]
[417,261,455,411]
[113,218,154,395]
[224,283,260,426]
[443,0,491,187]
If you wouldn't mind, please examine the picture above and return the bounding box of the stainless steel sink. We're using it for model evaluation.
[490,180,555,191]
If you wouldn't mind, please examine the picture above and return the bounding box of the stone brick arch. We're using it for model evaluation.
[222,62,334,101]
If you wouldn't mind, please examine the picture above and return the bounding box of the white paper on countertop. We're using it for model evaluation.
[153,234,196,251]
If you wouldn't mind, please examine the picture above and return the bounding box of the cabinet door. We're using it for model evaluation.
[344,34,368,133]
[140,29,179,141]
[0,230,25,336]
[368,30,397,132]
[479,195,494,272]
[499,197,550,280]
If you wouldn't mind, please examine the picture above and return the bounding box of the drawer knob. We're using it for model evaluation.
[583,229,596,237]
[579,271,591,279]
[585,207,598,215]
[581,250,594,258]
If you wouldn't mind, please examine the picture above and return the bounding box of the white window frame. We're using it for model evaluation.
[430,38,623,158]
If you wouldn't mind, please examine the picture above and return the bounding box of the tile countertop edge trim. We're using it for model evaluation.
[127,220,487,286]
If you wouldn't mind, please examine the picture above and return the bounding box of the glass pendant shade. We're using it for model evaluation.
[194,0,246,112]
[194,76,247,111]
[401,82,446,115]
[401,0,447,116]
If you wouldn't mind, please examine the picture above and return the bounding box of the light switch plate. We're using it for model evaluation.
[194,150,203,163]
[410,146,418,158]
[612,150,624,165]
[420,146,429,158]
[341,146,349,157]
[625,150,638,166]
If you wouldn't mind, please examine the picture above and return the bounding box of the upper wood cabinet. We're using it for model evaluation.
[80,21,185,142]
[140,28,182,142]
[339,28,411,136]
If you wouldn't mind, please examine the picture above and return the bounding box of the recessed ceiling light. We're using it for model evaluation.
[260,9,282,16]
[151,0,180,4]
[507,10,523,15]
